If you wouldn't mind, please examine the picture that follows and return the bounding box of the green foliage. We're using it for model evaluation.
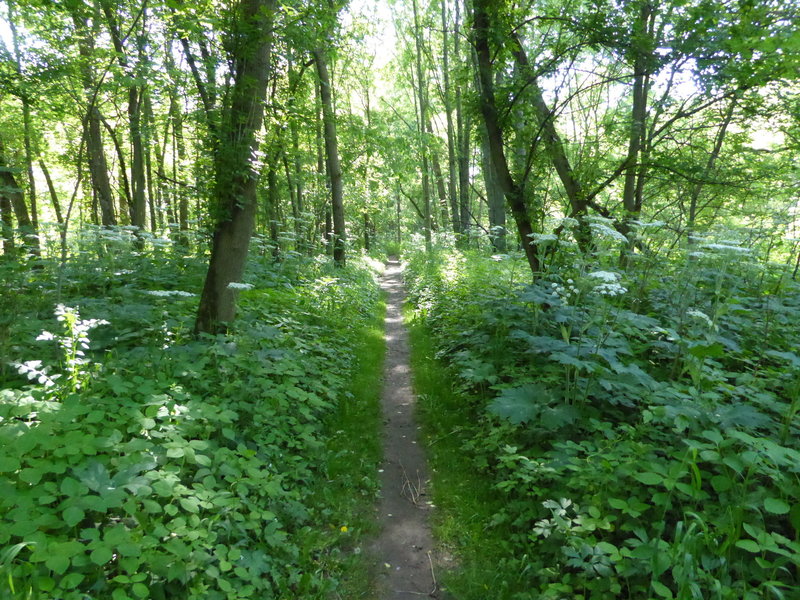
[0,238,383,599]
[405,241,800,599]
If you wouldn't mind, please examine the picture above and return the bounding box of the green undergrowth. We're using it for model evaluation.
[403,236,800,600]
[0,244,385,599]
[311,292,386,599]
[406,304,526,598]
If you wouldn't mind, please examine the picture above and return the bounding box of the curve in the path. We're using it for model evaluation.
[371,259,439,599]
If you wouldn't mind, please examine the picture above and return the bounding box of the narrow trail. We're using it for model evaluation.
[371,259,440,599]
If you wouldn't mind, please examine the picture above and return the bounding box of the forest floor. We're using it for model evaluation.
[369,259,444,599]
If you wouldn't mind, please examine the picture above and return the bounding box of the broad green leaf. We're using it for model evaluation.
[633,472,663,485]
[59,573,84,590]
[764,498,790,515]
[63,506,85,527]
[0,456,20,472]
[90,546,113,565]
[487,384,552,425]
[736,539,761,553]
[652,581,673,598]
[45,554,70,574]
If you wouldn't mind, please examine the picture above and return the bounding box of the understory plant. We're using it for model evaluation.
[405,236,800,600]
[0,242,383,599]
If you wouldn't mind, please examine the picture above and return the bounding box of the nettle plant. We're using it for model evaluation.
[404,236,800,599]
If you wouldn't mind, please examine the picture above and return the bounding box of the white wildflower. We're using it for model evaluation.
[590,223,628,243]
[529,233,558,244]
[701,243,751,253]
[559,217,579,228]
[630,220,665,228]
[145,290,196,297]
[593,282,628,296]
[688,251,707,258]
[687,309,713,328]
[227,282,254,291]
[587,271,621,283]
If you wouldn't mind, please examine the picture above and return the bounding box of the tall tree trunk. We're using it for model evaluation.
[480,123,506,251]
[429,138,450,231]
[266,164,281,259]
[8,0,39,256]
[100,117,132,223]
[0,136,31,255]
[473,0,539,274]
[687,98,737,242]
[101,1,147,234]
[0,192,12,256]
[39,159,63,225]
[313,48,346,267]
[195,0,276,334]
[455,0,470,239]
[72,13,116,226]
[441,0,459,233]
[412,0,432,251]
[622,3,653,220]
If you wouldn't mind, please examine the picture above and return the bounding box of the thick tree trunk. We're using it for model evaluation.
[473,0,539,274]
[622,4,652,219]
[480,124,506,251]
[313,48,346,267]
[195,0,276,334]
[0,136,33,255]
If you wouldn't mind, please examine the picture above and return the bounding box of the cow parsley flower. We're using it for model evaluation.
[587,271,621,283]
[529,233,558,244]
[702,243,750,253]
[593,282,627,296]
[227,282,254,291]
[145,290,195,297]
[590,223,628,243]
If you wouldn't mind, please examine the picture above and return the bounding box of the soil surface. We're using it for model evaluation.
[370,259,441,599]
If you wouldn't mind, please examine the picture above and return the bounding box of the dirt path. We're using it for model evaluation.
[370,259,440,599]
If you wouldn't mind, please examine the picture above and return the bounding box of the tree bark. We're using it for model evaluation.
[441,0,459,234]
[101,1,147,235]
[454,0,471,239]
[622,3,653,220]
[0,136,32,254]
[313,48,346,267]
[39,159,63,225]
[195,0,276,334]
[479,123,506,251]
[473,0,539,274]
[8,0,39,256]
[72,13,116,226]
[412,0,432,251]
[0,191,12,257]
